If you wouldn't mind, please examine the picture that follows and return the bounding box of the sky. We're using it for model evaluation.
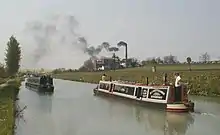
[0,0,219,69]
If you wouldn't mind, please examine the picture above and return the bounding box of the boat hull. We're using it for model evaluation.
[93,88,192,113]
[25,82,54,93]
[93,88,167,110]
[166,103,189,113]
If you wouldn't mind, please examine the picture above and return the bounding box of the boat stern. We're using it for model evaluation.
[39,84,54,93]
[93,86,98,95]
[166,101,194,113]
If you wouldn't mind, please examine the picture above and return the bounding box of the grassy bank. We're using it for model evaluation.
[0,78,8,84]
[0,78,22,135]
[53,64,220,97]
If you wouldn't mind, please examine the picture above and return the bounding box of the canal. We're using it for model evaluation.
[16,79,220,135]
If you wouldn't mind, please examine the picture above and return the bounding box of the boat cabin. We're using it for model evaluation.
[98,80,189,104]
[27,75,53,86]
[25,75,54,93]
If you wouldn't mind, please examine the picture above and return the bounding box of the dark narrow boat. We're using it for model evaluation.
[25,74,54,93]
[93,80,194,113]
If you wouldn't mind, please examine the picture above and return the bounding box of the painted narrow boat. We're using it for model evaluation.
[93,80,194,113]
[25,75,54,93]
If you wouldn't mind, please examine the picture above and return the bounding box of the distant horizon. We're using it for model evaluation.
[18,60,220,71]
[0,49,218,70]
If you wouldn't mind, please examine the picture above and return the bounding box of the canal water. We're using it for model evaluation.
[16,79,220,135]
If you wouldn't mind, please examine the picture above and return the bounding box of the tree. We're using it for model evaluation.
[148,57,157,64]
[5,36,21,76]
[130,58,139,67]
[186,57,192,71]
[117,41,128,67]
[52,68,63,74]
[199,52,210,63]
[163,55,178,64]
[141,57,157,66]
[155,57,163,64]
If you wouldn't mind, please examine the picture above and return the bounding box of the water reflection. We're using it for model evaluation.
[16,88,55,135]
[97,95,194,135]
[37,93,53,114]
[165,113,194,135]
[134,106,194,135]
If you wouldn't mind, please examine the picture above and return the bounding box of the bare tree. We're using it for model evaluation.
[199,52,210,63]
[186,57,192,71]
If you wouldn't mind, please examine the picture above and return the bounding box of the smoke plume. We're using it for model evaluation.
[22,14,119,69]
[85,42,119,56]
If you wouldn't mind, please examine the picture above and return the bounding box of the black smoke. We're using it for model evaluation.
[85,42,119,57]
[23,14,119,68]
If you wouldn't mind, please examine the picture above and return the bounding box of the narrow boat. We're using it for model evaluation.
[25,74,54,93]
[93,80,194,113]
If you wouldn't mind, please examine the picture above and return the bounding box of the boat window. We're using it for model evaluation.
[28,77,40,84]
[99,83,109,90]
[126,86,135,95]
[142,88,148,98]
[113,85,135,96]
[40,77,44,84]
[114,85,125,93]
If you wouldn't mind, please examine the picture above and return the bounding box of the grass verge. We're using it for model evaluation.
[0,78,22,135]
[53,64,220,97]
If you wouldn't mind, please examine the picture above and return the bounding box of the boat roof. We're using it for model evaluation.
[99,80,170,88]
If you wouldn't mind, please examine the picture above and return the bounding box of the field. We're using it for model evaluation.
[53,64,220,97]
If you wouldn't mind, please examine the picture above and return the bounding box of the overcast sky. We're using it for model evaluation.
[0,0,219,69]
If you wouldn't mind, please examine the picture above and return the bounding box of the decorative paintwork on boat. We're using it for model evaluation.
[93,80,194,112]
